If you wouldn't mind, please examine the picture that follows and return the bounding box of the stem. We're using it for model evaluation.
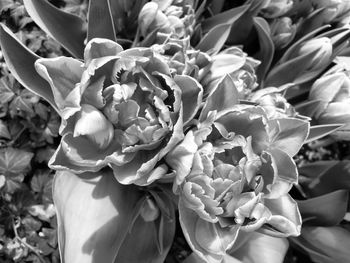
[12,217,46,263]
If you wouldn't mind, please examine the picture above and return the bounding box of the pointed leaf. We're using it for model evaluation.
[53,170,142,263]
[174,75,203,125]
[253,17,274,83]
[299,160,350,196]
[305,124,344,143]
[196,23,232,54]
[87,0,116,42]
[269,118,310,157]
[291,226,350,263]
[0,24,57,111]
[298,190,348,226]
[201,5,250,33]
[200,75,239,121]
[23,0,86,58]
[295,100,325,117]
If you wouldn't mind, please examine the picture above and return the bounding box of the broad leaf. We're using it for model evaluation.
[0,24,57,111]
[298,190,349,226]
[115,191,176,263]
[305,124,344,143]
[53,170,143,263]
[87,0,116,42]
[229,232,289,263]
[23,0,86,58]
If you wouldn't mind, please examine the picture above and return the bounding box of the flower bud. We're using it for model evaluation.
[309,72,350,140]
[74,104,114,149]
[140,197,160,222]
[261,0,294,18]
[270,17,297,49]
[298,38,332,69]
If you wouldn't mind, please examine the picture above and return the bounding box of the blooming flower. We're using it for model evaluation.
[35,38,203,185]
[165,80,309,262]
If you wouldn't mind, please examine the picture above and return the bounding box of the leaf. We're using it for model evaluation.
[265,48,321,86]
[299,160,350,196]
[291,226,350,263]
[115,192,176,263]
[23,0,86,58]
[174,75,203,125]
[0,147,33,175]
[0,24,58,111]
[200,75,239,121]
[196,23,232,54]
[87,0,116,42]
[269,118,310,157]
[53,170,143,263]
[298,190,348,226]
[253,17,274,84]
[295,99,325,117]
[229,232,289,263]
[0,120,11,139]
[201,5,250,33]
[305,124,344,143]
[184,253,242,263]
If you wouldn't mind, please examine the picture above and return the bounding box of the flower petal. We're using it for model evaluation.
[35,57,84,119]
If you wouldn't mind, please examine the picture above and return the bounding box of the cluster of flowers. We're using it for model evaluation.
[3,0,350,262]
[26,1,308,261]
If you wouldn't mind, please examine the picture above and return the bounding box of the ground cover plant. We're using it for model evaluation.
[0,0,350,262]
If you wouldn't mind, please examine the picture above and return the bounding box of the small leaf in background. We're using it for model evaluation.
[0,147,33,175]
[0,77,15,104]
[0,120,11,139]
[31,170,54,204]
[0,147,33,193]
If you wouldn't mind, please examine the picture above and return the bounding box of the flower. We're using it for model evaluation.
[199,47,260,98]
[138,0,195,41]
[249,86,297,119]
[270,17,297,49]
[266,36,333,86]
[35,38,203,185]
[260,0,294,18]
[166,97,309,262]
[309,66,350,140]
